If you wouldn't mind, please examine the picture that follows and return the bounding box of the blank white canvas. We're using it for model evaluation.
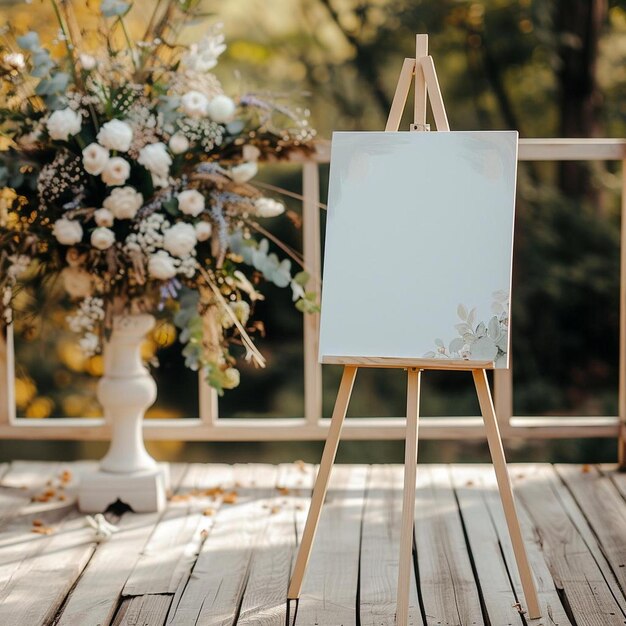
[319,131,518,368]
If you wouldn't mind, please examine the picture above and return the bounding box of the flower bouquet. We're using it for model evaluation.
[0,0,318,399]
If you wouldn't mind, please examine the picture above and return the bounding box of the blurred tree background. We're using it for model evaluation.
[1,0,625,465]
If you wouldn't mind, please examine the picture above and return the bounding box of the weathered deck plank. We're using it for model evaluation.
[555,464,626,598]
[295,464,368,626]
[0,461,623,625]
[0,461,97,626]
[167,464,279,626]
[510,464,626,626]
[414,464,483,626]
[473,465,572,625]
[237,462,314,626]
[112,593,172,626]
[360,464,422,626]
[450,464,525,626]
[124,463,235,598]
[55,464,187,626]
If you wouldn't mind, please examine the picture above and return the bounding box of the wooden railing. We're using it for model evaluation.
[1,139,625,461]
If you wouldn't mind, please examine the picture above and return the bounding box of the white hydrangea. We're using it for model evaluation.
[97,119,133,152]
[53,218,83,245]
[181,27,226,73]
[79,53,96,70]
[46,108,82,141]
[101,157,130,186]
[103,186,143,220]
[181,90,209,117]
[79,332,100,357]
[91,227,115,250]
[163,222,197,258]
[4,52,25,70]
[148,251,177,280]
[82,143,109,175]
[177,189,205,217]
[206,95,235,123]
[254,197,285,218]
[66,296,105,333]
[124,213,169,255]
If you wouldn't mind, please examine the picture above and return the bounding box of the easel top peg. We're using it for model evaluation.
[385,33,450,133]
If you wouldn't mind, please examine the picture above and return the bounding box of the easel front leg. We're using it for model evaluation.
[396,368,421,626]
[287,365,358,600]
[472,369,541,619]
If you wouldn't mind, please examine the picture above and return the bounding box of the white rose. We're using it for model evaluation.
[177,189,205,217]
[97,119,133,152]
[4,52,25,70]
[168,132,190,154]
[137,142,172,177]
[62,267,92,298]
[79,53,96,70]
[46,108,82,141]
[207,95,236,123]
[103,186,143,219]
[163,222,197,258]
[91,227,115,250]
[148,251,177,281]
[151,173,170,188]
[101,157,130,186]
[195,221,212,242]
[53,218,83,245]
[230,162,258,184]
[94,208,114,227]
[82,142,109,175]
[254,197,285,218]
[181,90,209,118]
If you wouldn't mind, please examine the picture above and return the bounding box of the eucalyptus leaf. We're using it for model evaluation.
[101,0,131,17]
[475,321,486,337]
[449,337,465,353]
[294,271,310,287]
[487,316,500,340]
[470,336,498,361]
[17,32,40,51]
[495,330,508,352]
[457,303,467,320]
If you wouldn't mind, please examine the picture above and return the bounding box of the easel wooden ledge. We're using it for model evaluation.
[287,34,541,624]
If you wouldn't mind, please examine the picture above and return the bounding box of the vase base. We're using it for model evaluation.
[77,463,170,513]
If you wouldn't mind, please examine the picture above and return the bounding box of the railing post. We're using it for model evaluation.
[619,158,626,469]
[0,324,15,425]
[303,161,323,424]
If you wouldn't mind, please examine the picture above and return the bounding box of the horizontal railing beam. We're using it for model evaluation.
[0,415,617,440]
[303,138,626,164]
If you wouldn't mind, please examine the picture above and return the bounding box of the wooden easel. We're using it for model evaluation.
[287,35,541,624]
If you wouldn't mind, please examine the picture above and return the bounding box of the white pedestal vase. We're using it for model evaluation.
[78,314,170,513]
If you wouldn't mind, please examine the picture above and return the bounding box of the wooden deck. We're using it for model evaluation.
[0,462,624,625]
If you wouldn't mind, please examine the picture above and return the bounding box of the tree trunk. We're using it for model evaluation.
[556,0,606,198]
